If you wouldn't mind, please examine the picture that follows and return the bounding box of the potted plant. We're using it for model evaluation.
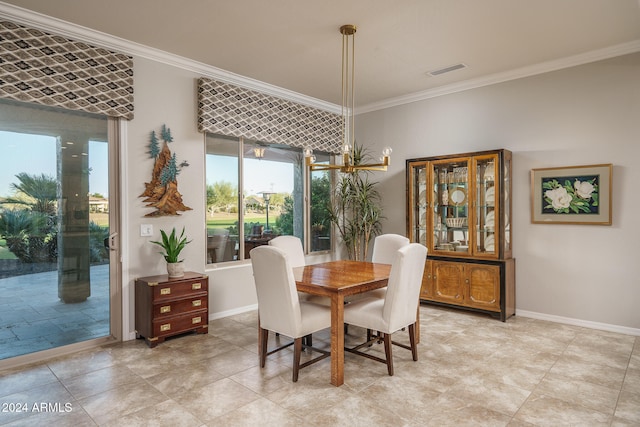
[151,226,191,278]
[326,142,384,261]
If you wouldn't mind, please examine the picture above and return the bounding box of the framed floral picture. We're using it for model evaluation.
[531,164,612,225]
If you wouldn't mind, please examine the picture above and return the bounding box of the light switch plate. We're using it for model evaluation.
[140,224,153,237]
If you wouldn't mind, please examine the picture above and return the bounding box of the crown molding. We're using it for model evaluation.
[0,2,341,114]
[357,39,640,114]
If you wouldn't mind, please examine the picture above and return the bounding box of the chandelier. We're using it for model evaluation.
[305,24,391,173]
[253,147,266,159]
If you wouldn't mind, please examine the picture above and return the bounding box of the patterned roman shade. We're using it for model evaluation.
[0,20,134,119]
[197,77,341,153]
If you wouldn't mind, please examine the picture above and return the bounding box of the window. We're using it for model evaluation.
[205,133,332,264]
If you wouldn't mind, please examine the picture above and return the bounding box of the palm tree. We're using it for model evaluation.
[3,172,57,215]
[0,173,58,263]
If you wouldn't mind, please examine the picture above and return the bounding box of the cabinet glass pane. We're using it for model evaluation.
[475,158,497,255]
[433,160,469,253]
[504,157,511,252]
[411,165,427,245]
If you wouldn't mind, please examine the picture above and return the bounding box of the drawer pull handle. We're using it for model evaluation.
[160,288,171,295]
[160,323,171,331]
[192,282,202,290]
[192,317,201,324]
[160,305,171,313]
[192,300,202,307]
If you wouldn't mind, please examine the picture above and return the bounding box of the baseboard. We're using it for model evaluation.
[209,304,258,321]
[516,310,640,337]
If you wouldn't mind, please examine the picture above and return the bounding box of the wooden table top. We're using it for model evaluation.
[293,260,391,296]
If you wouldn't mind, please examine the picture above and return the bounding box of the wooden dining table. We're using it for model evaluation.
[292,260,391,386]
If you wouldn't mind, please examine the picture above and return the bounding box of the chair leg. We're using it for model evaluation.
[383,333,394,376]
[303,334,312,347]
[293,337,303,382]
[408,323,418,361]
[259,327,269,368]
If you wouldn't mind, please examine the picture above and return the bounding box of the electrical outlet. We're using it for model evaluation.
[140,224,153,237]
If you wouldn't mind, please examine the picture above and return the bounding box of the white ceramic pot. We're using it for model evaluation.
[167,261,184,278]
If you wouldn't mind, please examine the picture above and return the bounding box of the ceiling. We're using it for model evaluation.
[2,0,639,111]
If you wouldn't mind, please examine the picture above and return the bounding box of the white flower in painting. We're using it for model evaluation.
[574,180,595,199]
[545,187,572,210]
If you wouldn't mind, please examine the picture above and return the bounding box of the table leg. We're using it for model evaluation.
[330,293,345,386]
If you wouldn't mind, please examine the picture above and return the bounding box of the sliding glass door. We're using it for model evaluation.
[0,99,118,361]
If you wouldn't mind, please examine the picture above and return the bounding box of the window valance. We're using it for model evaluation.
[197,77,341,153]
[0,20,134,119]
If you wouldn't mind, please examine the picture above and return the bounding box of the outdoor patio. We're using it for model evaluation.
[0,264,109,360]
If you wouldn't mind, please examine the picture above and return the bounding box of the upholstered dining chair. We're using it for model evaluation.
[369,233,411,297]
[269,235,330,304]
[343,243,427,376]
[268,235,328,346]
[250,245,331,382]
[372,233,410,264]
[268,235,305,268]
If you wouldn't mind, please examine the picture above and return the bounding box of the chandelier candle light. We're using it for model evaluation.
[305,24,392,173]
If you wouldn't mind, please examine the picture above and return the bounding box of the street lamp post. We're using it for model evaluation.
[260,192,274,232]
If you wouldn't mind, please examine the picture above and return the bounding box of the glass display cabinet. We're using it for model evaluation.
[407,149,515,321]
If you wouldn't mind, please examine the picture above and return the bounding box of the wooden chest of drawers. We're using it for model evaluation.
[135,271,208,347]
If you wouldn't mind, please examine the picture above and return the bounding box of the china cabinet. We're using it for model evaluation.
[407,149,515,321]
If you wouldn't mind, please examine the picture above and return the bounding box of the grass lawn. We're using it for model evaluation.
[90,213,109,227]
[206,212,278,231]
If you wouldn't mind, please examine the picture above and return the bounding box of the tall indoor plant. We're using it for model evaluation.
[327,143,384,261]
[151,226,191,277]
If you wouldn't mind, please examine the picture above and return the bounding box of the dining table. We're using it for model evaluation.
[293,259,392,386]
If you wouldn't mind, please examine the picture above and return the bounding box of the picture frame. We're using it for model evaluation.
[531,164,612,225]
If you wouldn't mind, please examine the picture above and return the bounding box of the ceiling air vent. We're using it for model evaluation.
[427,63,467,77]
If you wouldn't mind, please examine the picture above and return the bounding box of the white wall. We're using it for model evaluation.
[122,57,333,337]
[121,57,256,336]
[356,53,640,331]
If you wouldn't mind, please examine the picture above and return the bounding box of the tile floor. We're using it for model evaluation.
[0,306,638,426]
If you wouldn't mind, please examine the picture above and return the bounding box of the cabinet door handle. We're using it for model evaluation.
[427,274,431,280]
[160,305,171,313]
[465,279,470,284]
[192,300,202,307]
[192,282,202,290]
[433,275,436,280]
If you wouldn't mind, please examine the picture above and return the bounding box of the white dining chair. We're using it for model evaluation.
[268,235,329,346]
[372,233,410,264]
[269,235,330,304]
[343,243,427,376]
[268,235,305,268]
[250,245,331,382]
[365,233,410,300]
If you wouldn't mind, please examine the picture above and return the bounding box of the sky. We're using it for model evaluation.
[206,154,294,196]
[0,131,109,198]
[0,130,294,201]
